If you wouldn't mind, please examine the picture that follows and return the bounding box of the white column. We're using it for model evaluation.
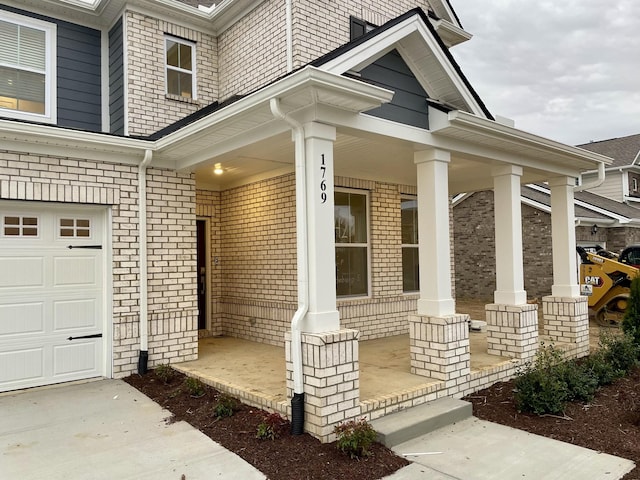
[415,149,455,317]
[492,165,527,305]
[303,122,340,332]
[549,176,580,297]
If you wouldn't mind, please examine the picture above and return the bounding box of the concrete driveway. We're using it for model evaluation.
[0,380,265,480]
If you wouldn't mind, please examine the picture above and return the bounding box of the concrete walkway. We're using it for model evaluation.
[0,380,265,480]
[384,417,635,480]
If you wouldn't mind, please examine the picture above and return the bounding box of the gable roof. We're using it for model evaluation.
[312,8,493,120]
[577,133,640,169]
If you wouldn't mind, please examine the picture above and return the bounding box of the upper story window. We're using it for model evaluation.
[165,36,196,99]
[0,11,56,123]
[335,189,369,297]
[401,196,419,292]
[349,16,376,41]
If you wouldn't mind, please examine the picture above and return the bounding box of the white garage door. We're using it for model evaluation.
[0,202,106,392]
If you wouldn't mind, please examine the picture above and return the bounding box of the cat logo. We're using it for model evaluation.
[584,276,603,287]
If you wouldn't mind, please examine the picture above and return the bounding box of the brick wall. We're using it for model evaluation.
[0,150,198,377]
[202,172,453,345]
[291,0,433,68]
[217,0,288,100]
[126,11,218,136]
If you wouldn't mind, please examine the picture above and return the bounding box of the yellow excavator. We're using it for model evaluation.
[577,246,639,326]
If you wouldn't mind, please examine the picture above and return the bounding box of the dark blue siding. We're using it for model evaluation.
[359,49,429,129]
[0,5,102,131]
[109,19,124,135]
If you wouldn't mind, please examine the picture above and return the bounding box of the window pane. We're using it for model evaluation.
[334,192,367,244]
[0,20,19,66]
[402,247,420,292]
[18,25,45,70]
[336,246,368,296]
[23,217,37,225]
[166,40,179,67]
[179,72,192,98]
[60,218,73,227]
[4,216,19,225]
[179,43,192,70]
[167,69,180,95]
[401,198,418,244]
[77,219,90,228]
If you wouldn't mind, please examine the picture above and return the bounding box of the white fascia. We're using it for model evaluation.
[440,110,613,170]
[432,19,472,47]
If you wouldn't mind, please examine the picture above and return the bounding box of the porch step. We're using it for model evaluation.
[371,398,472,448]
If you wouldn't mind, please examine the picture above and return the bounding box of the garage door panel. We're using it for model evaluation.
[53,256,98,287]
[54,299,99,331]
[0,257,44,288]
[53,341,100,376]
[0,202,106,392]
[0,347,45,383]
[0,302,44,336]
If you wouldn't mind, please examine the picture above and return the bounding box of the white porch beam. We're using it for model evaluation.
[303,122,340,332]
[549,176,580,297]
[493,165,527,305]
[415,149,455,316]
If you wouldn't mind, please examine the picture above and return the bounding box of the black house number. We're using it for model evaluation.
[320,154,328,203]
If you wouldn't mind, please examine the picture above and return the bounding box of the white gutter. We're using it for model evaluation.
[285,0,293,72]
[575,161,605,192]
[138,149,152,372]
[269,98,307,401]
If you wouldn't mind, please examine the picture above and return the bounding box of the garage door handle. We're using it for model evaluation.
[67,245,102,249]
[67,334,103,341]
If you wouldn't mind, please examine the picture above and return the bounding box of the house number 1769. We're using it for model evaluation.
[320,154,328,203]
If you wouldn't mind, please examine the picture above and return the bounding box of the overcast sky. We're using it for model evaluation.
[450,0,640,146]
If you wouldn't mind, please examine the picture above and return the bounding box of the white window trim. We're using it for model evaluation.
[401,195,419,293]
[164,35,197,100]
[335,187,371,299]
[0,10,57,124]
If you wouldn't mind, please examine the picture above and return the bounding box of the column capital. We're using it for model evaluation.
[492,164,523,178]
[303,122,336,141]
[548,175,577,188]
[414,148,451,165]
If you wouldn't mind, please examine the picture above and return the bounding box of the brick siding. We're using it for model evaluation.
[125,10,218,136]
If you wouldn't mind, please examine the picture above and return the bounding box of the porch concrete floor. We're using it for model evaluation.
[174,330,508,406]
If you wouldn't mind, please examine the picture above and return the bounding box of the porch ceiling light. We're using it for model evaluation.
[214,163,223,175]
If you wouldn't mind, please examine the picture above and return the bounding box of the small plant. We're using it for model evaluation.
[600,330,639,375]
[334,418,377,459]
[213,394,237,418]
[184,377,206,397]
[622,276,640,347]
[256,412,286,440]
[514,343,570,415]
[154,364,174,384]
[582,349,617,386]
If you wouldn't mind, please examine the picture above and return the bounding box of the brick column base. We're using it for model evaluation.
[285,329,360,443]
[542,296,589,358]
[409,314,470,382]
[485,304,538,361]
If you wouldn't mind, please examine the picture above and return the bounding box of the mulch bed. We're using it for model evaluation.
[463,366,640,480]
[124,370,409,480]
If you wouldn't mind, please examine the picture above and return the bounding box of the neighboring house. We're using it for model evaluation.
[0,0,608,441]
[454,184,640,300]
[578,134,640,203]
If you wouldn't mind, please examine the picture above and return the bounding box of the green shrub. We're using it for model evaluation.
[334,418,377,459]
[558,360,598,403]
[622,277,640,346]
[154,364,174,384]
[184,377,205,397]
[582,349,618,386]
[256,412,286,440]
[213,394,237,418]
[514,344,570,415]
[600,331,639,375]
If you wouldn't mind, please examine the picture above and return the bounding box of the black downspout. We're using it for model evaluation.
[138,350,148,374]
[291,392,305,435]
